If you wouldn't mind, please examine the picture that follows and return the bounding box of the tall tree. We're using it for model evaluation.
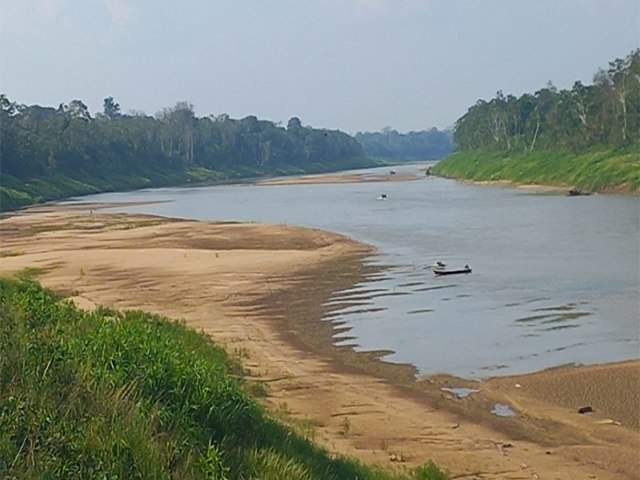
[452,49,639,154]
[103,96,121,120]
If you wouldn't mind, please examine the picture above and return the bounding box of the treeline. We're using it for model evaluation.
[355,127,453,160]
[0,276,447,479]
[453,49,640,153]
[0,96,376,210]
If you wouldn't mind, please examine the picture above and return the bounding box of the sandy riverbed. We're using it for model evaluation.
[255,167,424,185]
[0,203,638,479]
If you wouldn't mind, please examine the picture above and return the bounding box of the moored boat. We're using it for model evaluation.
[433,265,472,276]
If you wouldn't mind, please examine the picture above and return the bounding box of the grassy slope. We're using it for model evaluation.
[0,157,385,212]
[431,147,640,193]
[0,276,446,480]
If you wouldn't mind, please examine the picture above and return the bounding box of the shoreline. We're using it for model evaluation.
[1,204,638,478]
[431,148,640,196]
[435,173,640,196]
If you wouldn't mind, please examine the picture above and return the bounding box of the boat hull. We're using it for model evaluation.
[434,268,471,276]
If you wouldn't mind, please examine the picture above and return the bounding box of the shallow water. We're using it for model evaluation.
[441,387,480,399]
[70,163,640,379]
[492,403,516,417]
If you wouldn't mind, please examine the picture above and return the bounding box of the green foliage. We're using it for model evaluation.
[439,50,640,192]
[0,97,381,212]
[13,267,47,281]
[199,442,230,480]
[432,147,640,193]
[412,461,448,480]
[355,128,453,161]
[453,50,640,153]
[0,277,447,479]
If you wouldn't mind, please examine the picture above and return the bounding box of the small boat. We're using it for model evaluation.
[378,193,387,200]
[434,265,472,276]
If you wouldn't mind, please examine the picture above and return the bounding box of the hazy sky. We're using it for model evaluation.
[1,1,638,134]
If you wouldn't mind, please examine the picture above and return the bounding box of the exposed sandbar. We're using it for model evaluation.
[1,205,637,479]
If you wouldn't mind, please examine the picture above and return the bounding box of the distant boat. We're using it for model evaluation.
[434,265,472,276]
[378,193,387,200]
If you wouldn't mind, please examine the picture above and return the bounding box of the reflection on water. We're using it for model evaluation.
[71,163,640,379]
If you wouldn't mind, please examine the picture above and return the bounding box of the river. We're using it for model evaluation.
[71,163,640,379]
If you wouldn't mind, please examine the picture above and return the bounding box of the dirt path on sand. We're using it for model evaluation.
[1,206,637,479]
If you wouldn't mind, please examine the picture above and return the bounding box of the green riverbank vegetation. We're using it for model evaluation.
[433,148,639,193]
[0,97,383,212]
[0,276,447,480]
[433,49,639,193]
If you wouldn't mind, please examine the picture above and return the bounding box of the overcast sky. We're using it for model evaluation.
[1,0,638,134]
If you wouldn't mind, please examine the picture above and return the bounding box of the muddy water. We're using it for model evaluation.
[72,163,640,378]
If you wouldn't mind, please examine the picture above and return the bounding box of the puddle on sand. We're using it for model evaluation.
[441,387,480,399]
[492,403,516,417]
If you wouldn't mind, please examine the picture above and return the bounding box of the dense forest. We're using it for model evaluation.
[355,128,453,160]
[434,50,640,193]
[452,49,640,153]
[0,97,378,211]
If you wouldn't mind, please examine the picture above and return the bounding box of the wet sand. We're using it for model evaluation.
[1,205,638,479]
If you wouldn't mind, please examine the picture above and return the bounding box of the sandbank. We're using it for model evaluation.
[1,205,638,479]
[256,168,424,185]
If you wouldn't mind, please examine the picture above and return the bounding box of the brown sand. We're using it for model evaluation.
[1,206,638,479]
[256,168,423,185]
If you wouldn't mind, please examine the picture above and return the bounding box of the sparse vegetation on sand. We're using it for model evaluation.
[0,276,446,479]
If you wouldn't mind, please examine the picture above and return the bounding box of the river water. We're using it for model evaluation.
[72,163,640,379]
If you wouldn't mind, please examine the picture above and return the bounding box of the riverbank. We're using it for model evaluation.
[432,148,640,194]
[0,158,387,212]
[1,206,638,479]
